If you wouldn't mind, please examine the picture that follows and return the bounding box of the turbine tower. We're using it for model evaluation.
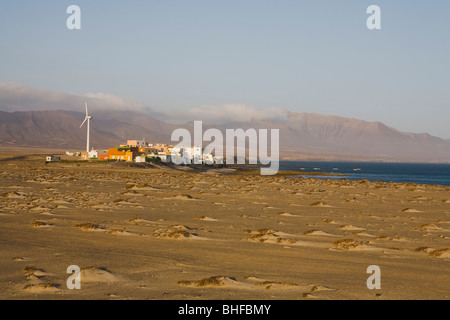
[79,102,92,152]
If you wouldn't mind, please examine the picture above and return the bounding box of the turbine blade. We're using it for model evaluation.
[85,102,88,116]
[80,118,87,128]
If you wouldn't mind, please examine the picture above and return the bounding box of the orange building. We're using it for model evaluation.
[107,148,135,161]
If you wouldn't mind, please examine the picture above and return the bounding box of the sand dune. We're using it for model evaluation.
[163,194,200,200]
[23,283,61,293]
[74,223,106,231]
[178,276,233,288]
[31,220,54,228]
[12,257,30,262]
[1,153,450,299]
[197,216,219,221]
[332,239,362,250]
[414,224,442,231]
[154,225,201,240]
[1,191,28,199]
[107,229,137,236]
[128,184,161,191]
[303,229,338,237]
[23,266,50,278]
[21,266,61,294]
[310,201,333,207]
[80,267,121,283]
[338,224,366,231]
[177,275,337,299]
[402,208,424,213]
[276,212,300,217]
[242,229,296,245]
[427,248,450,259]
[128,217,154,224]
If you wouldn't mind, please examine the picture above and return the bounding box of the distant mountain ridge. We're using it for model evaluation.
[214,112,450,162]
[1,109,449,162]
[0,109,179,150]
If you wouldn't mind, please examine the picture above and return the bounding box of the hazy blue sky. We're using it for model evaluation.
[1,1,449,137]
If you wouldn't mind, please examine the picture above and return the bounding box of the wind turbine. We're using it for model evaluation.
[79,102,92,152]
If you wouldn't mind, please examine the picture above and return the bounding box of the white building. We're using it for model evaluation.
[170,146,219,165]
[179,146,202,164]
[88,149,98,159]
[135,156,147,163]
[213,155,223,164]
[158,152,172,163]
[203,153,214,164]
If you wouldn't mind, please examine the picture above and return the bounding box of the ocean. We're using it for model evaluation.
[279,161,450,186]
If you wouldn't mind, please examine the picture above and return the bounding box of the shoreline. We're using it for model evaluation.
[3,152,450,187]
[1,146,450,164]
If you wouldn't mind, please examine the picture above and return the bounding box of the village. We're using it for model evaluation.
[53,139,224,165]
[44,104,225,165]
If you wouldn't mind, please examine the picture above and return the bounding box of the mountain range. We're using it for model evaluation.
[1,109,449,162]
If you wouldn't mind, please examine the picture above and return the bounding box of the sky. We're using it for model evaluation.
[0,0,449,138]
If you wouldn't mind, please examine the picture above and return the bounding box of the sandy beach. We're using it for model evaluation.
[0,153,449,300]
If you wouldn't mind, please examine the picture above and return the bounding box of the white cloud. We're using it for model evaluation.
[83,92,148,112]
[158,104,288,124]
[0,82,149,113]
[0,82,81,111]
[0,82,287,125]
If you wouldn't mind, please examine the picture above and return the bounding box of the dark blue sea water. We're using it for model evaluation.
[279,161,450,186]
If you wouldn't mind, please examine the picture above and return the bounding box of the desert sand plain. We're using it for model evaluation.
[0,152,449,300]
